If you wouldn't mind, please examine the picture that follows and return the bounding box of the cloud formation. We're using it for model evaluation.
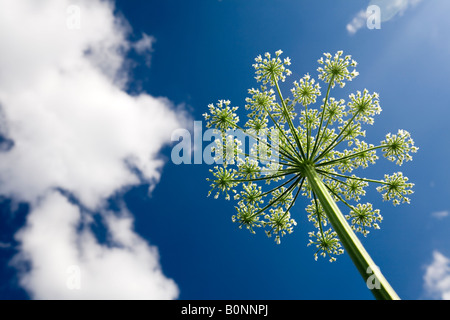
[423,251,450,299]
[347,10,367,35]
[347,0,423,35]
[14,191,178,299]
[0,0,182,299]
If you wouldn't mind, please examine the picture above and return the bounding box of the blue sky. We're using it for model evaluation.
[1,0,450,300]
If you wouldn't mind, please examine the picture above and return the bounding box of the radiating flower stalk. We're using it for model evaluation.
[203,50,418,300]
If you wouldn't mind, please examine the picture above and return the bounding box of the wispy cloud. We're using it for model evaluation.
[0,242,11,249]
[347,10,367,35]
[431,210,449,219]
[0,0,184,299]
[132,33,156,66]
[423,251,450,299]
[347,0,423,35]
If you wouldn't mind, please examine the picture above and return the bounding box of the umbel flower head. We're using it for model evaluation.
[203,50,418,263]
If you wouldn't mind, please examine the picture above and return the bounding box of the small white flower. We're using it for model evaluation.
[253,50,292,86]
[204,100,239,132]
[376,172,414,206]
[347,89,381,125]
[381,129,418,165]
[317,51,359,88]
[307,229,343,262]
[291,73,322,107]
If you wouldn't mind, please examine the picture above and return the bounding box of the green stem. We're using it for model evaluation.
[235,149,293,167]
[248,175,302,220]
[314,111,363,164]
[259,105,302,164]
[257,172,302,198]
[273,78,306,160]
[304,104,311,158]
[302,164,400,300]
[315,145,385,168]
[232,168,298,183]
[316,169,389,186]
[310,78,334,160]
[227,120,299,165]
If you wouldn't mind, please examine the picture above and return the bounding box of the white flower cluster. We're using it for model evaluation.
[264,207,297,244]
[348,89,381,125]
[212,134,243,165]
[245,86,276,118]
[345,203,382,236]
[308,229,344,262]
[376,172,414,206]
[203,100,239,132]
[204,50,417,262]
[381,129,418,165]
[317,51,358,88]
[253,50,292,86]
[291,73,321,107]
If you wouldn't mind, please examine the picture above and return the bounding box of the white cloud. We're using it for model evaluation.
[14,191,178,299]
[346,0,423,35]
[423,251,450,299]
[0,0,184,299]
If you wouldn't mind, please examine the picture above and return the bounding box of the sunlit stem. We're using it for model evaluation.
[302,163,400,300]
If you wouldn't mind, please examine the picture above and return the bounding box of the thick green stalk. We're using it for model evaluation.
[302,164,400,300]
